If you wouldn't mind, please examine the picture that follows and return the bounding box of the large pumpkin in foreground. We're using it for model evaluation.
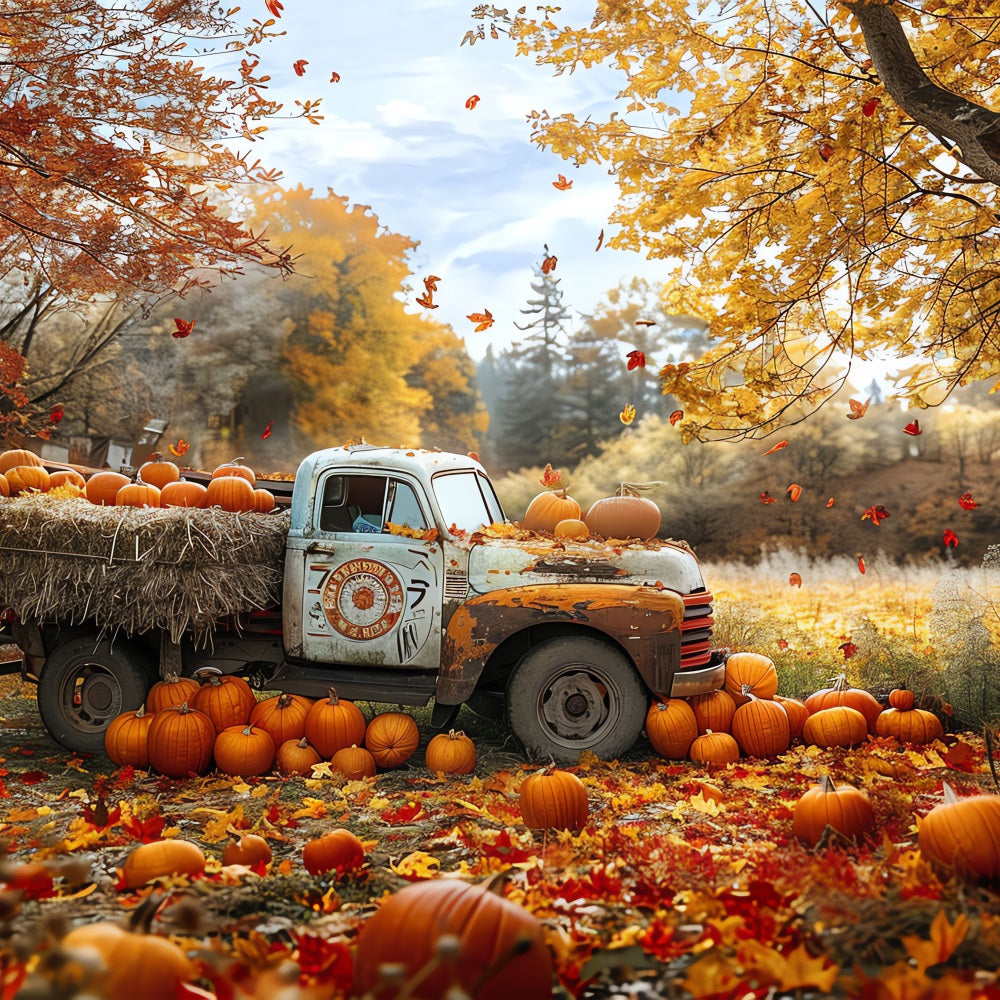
[918,783,1000,881]
[519,768,589,831]
[353,879,553,1000]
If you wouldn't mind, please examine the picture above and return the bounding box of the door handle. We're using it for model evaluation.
[306,541,337,555]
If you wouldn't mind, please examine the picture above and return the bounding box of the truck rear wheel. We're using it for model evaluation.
[37,638,154,753]
[506,636,647,762]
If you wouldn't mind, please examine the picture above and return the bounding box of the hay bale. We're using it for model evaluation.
[0,496,290,644]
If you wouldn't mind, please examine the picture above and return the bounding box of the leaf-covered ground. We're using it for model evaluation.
[0,677,998,1000]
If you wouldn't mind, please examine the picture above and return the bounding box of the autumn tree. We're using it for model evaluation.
[468,2,1000,439]
[0,0,317,438]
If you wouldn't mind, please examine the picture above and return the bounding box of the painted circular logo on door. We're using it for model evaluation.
[322,559,405,640]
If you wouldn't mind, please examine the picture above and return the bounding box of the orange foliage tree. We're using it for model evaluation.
[468,2,1000,439]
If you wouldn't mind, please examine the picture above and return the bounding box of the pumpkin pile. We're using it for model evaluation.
[0,448,277,513]
[646,652,949,767]
[104,683,466,780]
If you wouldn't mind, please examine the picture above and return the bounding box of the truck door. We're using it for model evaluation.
[297,471,444,669]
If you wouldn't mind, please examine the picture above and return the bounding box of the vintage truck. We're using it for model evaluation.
[0,444,723,761]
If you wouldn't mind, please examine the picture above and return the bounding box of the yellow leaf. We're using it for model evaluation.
[390,851,442,879]
[901,910,970,973]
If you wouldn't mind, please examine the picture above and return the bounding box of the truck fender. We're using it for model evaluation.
[436,582,684,704]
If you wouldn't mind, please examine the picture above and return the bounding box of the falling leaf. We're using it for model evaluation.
[552,173,573,190]
[857,555,866,574]
[49,404,64,423]
[786,483,803,502]
[416,291,437,309]
[539,463,562,488]
[862,97,881,117]
[330,72,341,83]
[261,420,274,439]
[943,528,959,548]
[168,438,190,457]
[818,142,834,161]
[541,253,558,274]
[846,397,870,419]
[840,640,858,659]
[293,59,308,77]
[826,497,835,508]
[464,94,480,110]
[265,0,283,16]
[626,350,646,370]
[760,491,777,504]
[789,572,802,587]
[595,228,604,251]
[172,318,195,338]
[861,504,890,525]
[761,440,789,456]
[635,319,656,327]
[958,492,978,510]
[467,309,494,332]
[941,740,975,770]
[669,409,684,426]
[619,403,636,425]
[423,274,441,293]
[776,638,789,649]
[903,419,922,436]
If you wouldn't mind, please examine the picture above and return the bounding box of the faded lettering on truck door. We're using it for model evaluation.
[301,472,443,668]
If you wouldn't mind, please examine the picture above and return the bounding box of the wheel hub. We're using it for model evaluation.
[541,671,609,739]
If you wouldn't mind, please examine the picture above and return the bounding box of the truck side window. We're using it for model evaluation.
[319,474,387,533]
[386,480,428,530]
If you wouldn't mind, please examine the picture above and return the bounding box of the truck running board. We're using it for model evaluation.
[257,661,438,706]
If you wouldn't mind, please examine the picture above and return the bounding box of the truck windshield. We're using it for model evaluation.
[432,471,504,533]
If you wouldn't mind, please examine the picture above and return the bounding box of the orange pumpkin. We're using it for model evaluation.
[137,453,180,489]
[5,464,50,494]
[115,481,161,508]
[190,671,255,732]
[211,457,256,486]
[331,743,377,779]
[802,705,868,748]
[918,782,1000,881]
[553,517,589,539]
[159,479,208,508]
[774,695,810,741]
[146,703,215,777]
[353,879,553,1000]
[519,768,588,831]
[213,724,276,777]
[731,689,790,758]
[424,729,477,774]
[689,729,740,765]
[645,699,698,759]
[688,688,737,734]
[252,488,276,513]
[276,736,322,776]
[888,688,916,710]
[520,489,582,533]
[875,706,944,745]
[222,834,272,868]
[48,469,87,490]
[0,473,8,498]
[121,839,207,888]
[364,711,420,768]
[302,828,365,875]
[146,672,200,714]
[304,688,366,758]
[104,706,153,769]
[86,470,130,506]
[792,775,875,846]
[724,652,778,706]
[60,921,194,1000]
[205,474,256,512]
[805,674,881,733]
[249,692,312,747]
[584,491,661,539]
[0,448,43,474]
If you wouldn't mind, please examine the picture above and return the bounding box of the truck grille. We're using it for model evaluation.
[680,590,714,670]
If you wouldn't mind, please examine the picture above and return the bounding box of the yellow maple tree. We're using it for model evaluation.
[469,2,1000,438]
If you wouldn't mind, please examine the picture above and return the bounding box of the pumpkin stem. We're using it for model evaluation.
[276,693,293,708]
[296,736,310,748]
[740,683,756,700]
[136,704,147,718]
[942,781,959,804]
[194,666,223,684]
[819,774,835,793]
[618,481,667,496]
[327,687,341,705]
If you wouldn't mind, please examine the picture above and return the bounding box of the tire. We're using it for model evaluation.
[37,637,154,753]
[506,636,647,762]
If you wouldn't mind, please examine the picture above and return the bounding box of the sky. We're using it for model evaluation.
[240,0,672,362]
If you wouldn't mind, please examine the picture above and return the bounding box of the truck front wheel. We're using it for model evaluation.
[506,637,647,762]
[37,638,154,753]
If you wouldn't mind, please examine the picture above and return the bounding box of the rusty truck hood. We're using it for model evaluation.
[465,533,706,595]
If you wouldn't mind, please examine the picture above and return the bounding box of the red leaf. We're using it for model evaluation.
[330,72,341,83]
[172,318,195,338]
[265,0,283,16]
[862,97,880,117]
[464,94,480,110]
[760,491,777,504]
[261,419,274,439]
[943,528,959,549]
[669,408,683,426]
[861,504,890,525]
[776,638,789,649]
[857,555,866,574]
[293,59,309,77]
[541,253,558,274]
[818,143,834,161]
[903,419,921,436]
[958,492,978,510]
[789,572,802,588]
[839,641,858,659]
[49,405,64,423]
[826,497,835,508]
[626,349,646,370]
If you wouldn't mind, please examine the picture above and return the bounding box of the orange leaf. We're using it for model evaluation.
[902,910,969,973]
[789,572,802,587]
[857,555,866,574]
[786,483,802,502]
[330,71,341,83]
[761,440,788,456]
[465,94,480,110]
[595,228,604,251]
[416,291,437,309]
[168,438,190,457]
[423,274,441,293]
[619,403,636,425]
[552,173,573,190]
[265,0,283,16]
[539,463,562,488]
[466,309,494,332]
[846,397,870,419]
[541,253,558,274]
[669,409,683,426]
[826,497,835,508]
[293,59,308,77]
